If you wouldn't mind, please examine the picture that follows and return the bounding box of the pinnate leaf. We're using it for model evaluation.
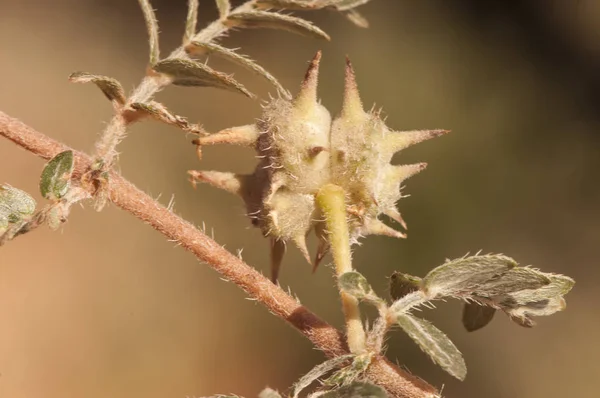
[225,11,330,41]
[153,58,254,98]
[40,150,74,200]
[396,313,466,380]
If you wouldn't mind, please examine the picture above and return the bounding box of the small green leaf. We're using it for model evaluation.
[0,184,36,223]
[40,150,75,200]
[320,382,388,398]
[69,72,126,105]
[153,58,254,98]
[396,313,467,380]
[389,272,421,301]
[185,41,290,98]
[225,11,330,41]
[324,354,373,387]
[509,273,574,303]
[258,388,282,398]
[462,302,496,332]
[338,271,381,304]
[422,254,517,298]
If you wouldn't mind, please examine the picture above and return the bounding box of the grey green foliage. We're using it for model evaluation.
[0,184,36,224]
[68,72,126,105]
[152,58,254,98]
[396,313,467,381]
[39,150,74,201]
[225,11,331,40]
[338,271,381,305]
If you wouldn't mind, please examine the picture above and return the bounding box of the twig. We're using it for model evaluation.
[0,110,439,398]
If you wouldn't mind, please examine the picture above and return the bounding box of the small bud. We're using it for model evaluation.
[390,272,421,301]
[40,150,75,201]
[462,302,496,332]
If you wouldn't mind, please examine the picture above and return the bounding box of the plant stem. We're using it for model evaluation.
[0,110,440,398]
[316,183,367,354]
[94,0,258,168]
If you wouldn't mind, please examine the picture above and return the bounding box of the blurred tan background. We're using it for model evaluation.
[1,1,599,397]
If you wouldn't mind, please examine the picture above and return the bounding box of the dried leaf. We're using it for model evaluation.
[137,0,160,65]
[130,101,204,134]
[69,72,126,105]
[462,302,496,332]
[389,272,421,301]
[0,184,36,223]
[184,0,199,42]
[225,11,330,41]
[153,58,254,98]
[292,355,353,398]
[39,150,74,201]
[320,382,388,398]
[396,313,467,380]
[216,0,230,18]
[422,254,517,298]
[186,41,290,98]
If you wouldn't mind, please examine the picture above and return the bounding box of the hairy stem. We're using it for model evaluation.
[316,184,367,354]
[95,0,258,168]
[0,111,439,398]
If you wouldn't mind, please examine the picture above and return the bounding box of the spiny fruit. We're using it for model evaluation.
[189,51,448,282]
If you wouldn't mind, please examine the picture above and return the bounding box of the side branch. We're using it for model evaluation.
[0,110,438,398]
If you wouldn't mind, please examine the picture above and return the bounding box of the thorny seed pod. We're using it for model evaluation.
[189,52,448,282]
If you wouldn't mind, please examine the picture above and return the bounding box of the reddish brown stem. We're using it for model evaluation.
[0,110,439,398]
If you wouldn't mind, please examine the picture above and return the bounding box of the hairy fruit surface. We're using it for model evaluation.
[190,52,448,281]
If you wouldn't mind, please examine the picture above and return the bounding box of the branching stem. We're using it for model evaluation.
[0,110,439,398]
[316,183,367,354]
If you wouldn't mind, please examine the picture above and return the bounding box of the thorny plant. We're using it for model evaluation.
[0,1,575,397]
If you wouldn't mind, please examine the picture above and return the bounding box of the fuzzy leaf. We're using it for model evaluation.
[324,354,373,387]
[422,254,517,298]
[320,382,388,398]
[472,267,551,297]
[130,101,204,134]
[259,388,282,398]
[215,0,230,18]
[184,0,199,42]
[225,11,330,41]
[40,150,74,200]
[396,313,466,380]
[462,302,496,332]
[69,72,126,105]
[137,0,160,64]
[185,41,290,98]
[338,271,381,304]
[292,355,353,398]
[0,184,36,223]
[389,272,421,301]
[153,58,254,98]
[509,273,574,303]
